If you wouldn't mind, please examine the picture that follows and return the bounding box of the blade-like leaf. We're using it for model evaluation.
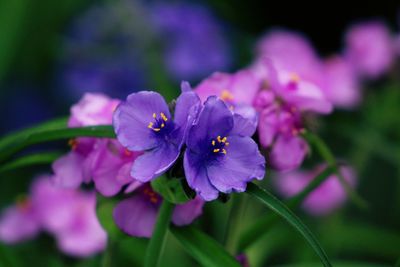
[0,151,62,174]
[171,225,242,267]
[239,166,335,251]
[246,183,332,267]
[0,124,114,162]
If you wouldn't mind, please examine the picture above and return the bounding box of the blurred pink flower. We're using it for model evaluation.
[274,165,356,216]
[0,176,107,257]
[345,21,395,78]
[322,55,361,109]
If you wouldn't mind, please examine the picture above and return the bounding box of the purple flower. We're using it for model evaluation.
[0,198,40,244]
[274,165,356,216]
[113,83,200,182]
[113,183,204,238]
[184,96,265,201]
[344,21,395,78]
[322,55,361,109]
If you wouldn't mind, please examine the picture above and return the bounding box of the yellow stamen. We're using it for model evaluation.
[161,123,165,128]
[152,113,157,119]
[217,136,222,143]
[153,128,161,132]
[160,112,168,121]
[211,140,216,146]
[225,142,229,146]
[222,149,227,154]
[213,148,220,153]
[148,122,153,129]
[221,137,227,143]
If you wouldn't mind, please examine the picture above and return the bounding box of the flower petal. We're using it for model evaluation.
[207,136,265,193]
[183,150,219,201]
[231,106,258,137]
[172,197,204,226]
[113,195,158,238]
[113,91,170,151]
[52,152,85,188]
[270,135,308,171]
[131,142,180,182]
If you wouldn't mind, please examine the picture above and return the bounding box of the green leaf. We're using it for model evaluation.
[246,183,332,267]
[0,152,62,174]
[0,124,114,163]
[96,196,123,239]
[239,166,335,251]
[151,176,192,204]
[145,200,174,267]
[171,225,242,267]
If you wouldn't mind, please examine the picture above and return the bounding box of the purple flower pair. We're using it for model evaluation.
[113,83,266,201]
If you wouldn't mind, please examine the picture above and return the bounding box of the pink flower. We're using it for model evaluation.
[0,176,107,257]
[274,165,356,216]
[345,21,395,78]
[322,55,361,109]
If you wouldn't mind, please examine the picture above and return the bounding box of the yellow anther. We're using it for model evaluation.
[160,112,168,121]
[225,142,229,146]
[153,128,161,132]
[148,122,154,129]
[153,113,157,119]
[221,137,227,143]
[217,136,222,143]
[213,148,220,153]
[222,149,227,154]
[161,123,165,128]
[289,72,300,83]
[211,140,216,146]
[220,90,234,101]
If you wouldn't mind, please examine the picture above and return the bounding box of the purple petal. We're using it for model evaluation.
[113,195,158,238]
[131,142,180,182]
[258,109,279,147]
[186,96,233,153]
[0,204,40,244]
[113,91,170,151]
[172,197,204,226]
[207,136,265,193]
[52,152,85,188]
[271,135,308,171]
[183,150,219,201]
[231,105,258,137]
[174,82,201,143]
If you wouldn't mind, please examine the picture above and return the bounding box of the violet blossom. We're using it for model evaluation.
[113,82,200,182]
[113,183,204,238]
[184,96,265,201]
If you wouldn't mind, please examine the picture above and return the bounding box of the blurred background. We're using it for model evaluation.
[0,0,399,266]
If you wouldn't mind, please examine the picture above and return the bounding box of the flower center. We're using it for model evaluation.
[287,72,301,91]
[220,90,234,102]
[148,112,169,132]
[211,135,229,155]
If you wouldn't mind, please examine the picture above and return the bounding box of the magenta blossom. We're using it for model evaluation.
[52,93,120,188]
[0,198,40,244]
[113,82,200,182]
[345,21,395,78]
[113,183,204,238]
[274,165,356,216]
[322,55,361,109]
[0,176,107,257]
[184,96,265,201]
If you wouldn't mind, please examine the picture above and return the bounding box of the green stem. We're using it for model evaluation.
[144,200,174,267]
[302,131,368,210]
[101,239,115,267]
[224,193,248,254]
